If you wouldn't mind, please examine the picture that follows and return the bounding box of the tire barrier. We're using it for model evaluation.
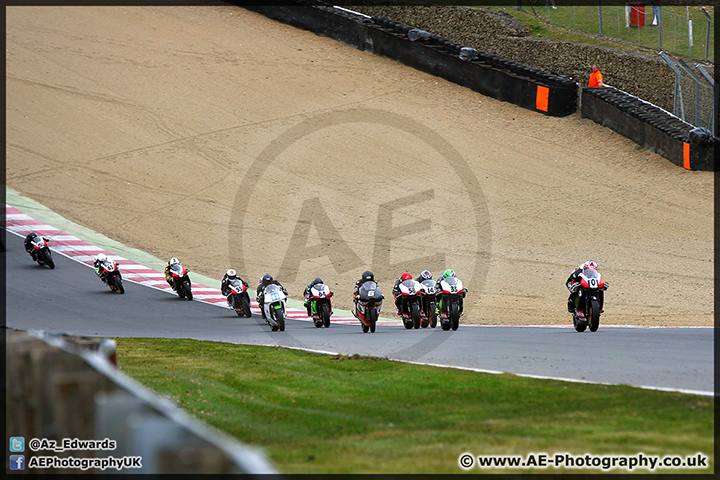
[242,1,578,117]
[582,87,716,171]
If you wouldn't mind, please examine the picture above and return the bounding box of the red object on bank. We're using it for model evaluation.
[629,2,646,28]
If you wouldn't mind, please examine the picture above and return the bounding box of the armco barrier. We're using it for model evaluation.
[6,329,277,475]
[242,1,578,117]
[582,87,716,171]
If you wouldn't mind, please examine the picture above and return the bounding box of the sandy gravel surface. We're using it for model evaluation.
[6,5,713,326]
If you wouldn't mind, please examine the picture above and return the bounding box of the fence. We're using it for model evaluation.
[531,2,714,61]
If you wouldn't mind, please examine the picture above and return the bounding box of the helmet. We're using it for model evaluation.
[226,269,237,279]
[262,273,273,283]
[420,270,432,281]
[96,253,107,263]
[169,257,179,266]
[400,272,412,281]
[28,232,38,239]
[443,269,456,278]
[584,261,598,270]
[362,270,374,282]
[314,277,323,285]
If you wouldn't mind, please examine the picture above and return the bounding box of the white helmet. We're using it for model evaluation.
[96,253,107,263]
[170,257,179,266]
[226,269,237,279]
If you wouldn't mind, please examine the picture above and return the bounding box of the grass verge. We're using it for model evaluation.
[115,337,713,474]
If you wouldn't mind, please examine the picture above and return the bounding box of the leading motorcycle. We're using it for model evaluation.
[395,278,423,329]
[29,236,55,269]
[571,269,606,332]
[227,278,252,317]
[418,279,438,328]
[308,282,333,328]
[355,281,384,333]
[261,284,286,331]
[169,263,193,300]
[436,276,466,331]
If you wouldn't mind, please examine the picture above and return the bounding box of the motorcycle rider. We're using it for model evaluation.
[566,260,609,313]
[415,269,433,283]
[435,269,468,314]
[165,257,182,290]
[256,273,287,319]
[392,272,414,315]
[352,270,377,319]
[24,232,49,260]
[93,253,118,285]
[221,269,248,305]
[303,277,329,317]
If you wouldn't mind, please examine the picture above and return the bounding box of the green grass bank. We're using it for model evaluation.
[114,338,713,474]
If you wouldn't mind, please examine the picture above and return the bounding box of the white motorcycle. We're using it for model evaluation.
[261,284,287,331]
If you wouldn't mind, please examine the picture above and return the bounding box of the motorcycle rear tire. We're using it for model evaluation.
[368,307,377,333]
[450,302,460,331]
[322,303,331,328]
[430,302,437,328]
[411,303,421,329]
[441,321,451,331]
[362,323,369,333]
[589,300,600,332]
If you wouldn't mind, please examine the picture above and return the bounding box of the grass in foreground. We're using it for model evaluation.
[115,338,713,474]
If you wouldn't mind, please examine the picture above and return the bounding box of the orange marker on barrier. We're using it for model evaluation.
[683,143,691,170]
[536,85,549,112]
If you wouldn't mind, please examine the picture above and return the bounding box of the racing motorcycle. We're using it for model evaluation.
[98,259,124,294]
[418,279,438,328]
[227,278,252,317]
[308,282,334,328]
[571,269,606,332]
[436,276,466,331]
[169,263,193,300]
[29,236,55,269]
[355,281,384,333]
[395,278,423,329]
[261,284,286,331]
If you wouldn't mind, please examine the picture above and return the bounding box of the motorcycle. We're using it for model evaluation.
[227,278,252,317]
[571,269,605,332]
[418,279,438,328]
[261,284,286,331]
[395,278,423,329]
[436,276,465,331]
[308,282,333,328]
[98,260,124,294]
[169,263,193,300]
[355,281,384,333]
[29,236,54,269]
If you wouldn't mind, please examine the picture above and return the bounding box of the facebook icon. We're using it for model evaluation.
[10,455,25,470]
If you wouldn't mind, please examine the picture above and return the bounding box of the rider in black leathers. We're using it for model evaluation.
[566,260,609,313]
[256,274,287,319]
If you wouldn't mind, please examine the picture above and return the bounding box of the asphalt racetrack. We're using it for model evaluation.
[7,232,713,396]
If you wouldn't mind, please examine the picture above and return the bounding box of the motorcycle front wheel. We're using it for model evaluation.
[321,303,331,328]
[43,250,55,269]
[368,307,377,333]
[183,280,193,301]
[588,299,600,332]
[450,302,460,331]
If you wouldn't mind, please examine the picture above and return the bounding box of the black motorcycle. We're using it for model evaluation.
[227,278,252,317]
[169,263,193,300]
[29,236,55,269]
[571,269,606,333]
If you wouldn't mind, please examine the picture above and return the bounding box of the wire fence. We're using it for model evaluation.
[535,2,714,61]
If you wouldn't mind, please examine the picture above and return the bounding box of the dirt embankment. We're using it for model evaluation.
[6,5,713,326]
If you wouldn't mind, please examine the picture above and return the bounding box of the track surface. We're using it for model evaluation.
[6,6,714,327]
[7,232,713,395]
